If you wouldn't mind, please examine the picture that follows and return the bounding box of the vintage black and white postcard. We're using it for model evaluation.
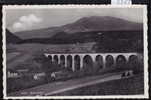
[2,5,148,99]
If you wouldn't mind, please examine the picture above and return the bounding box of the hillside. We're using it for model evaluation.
[6,29,22,44]
[17,30,143,52]
[18,30,142,44]
[14,16,143,39]
[15,27,60,40]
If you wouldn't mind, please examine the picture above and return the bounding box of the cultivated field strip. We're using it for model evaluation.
[7,53,31,69]
[6,52,21,62]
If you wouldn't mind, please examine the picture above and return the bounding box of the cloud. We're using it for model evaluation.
[13,22,23,29]
[12,14,42,32]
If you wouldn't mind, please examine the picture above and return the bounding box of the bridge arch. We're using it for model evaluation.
[83,55,93,70]
[116,55,127,67]
[129,55,139,63]
[95,55,103,69]
[53,55,58,64]
[128,55,140,68]
[129,54,143,72]
[60,55,65,67]
[48,55,52,62]
[74,55,81,71]
[67,55,72,70]
[105,55,114,68]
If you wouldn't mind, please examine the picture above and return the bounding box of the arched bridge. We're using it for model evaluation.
[44,53,142,72]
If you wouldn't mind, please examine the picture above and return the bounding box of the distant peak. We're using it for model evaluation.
[76,16,131,22]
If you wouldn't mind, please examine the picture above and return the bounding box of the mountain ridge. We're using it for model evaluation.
[62,16,142,33]
[14,16,143,39]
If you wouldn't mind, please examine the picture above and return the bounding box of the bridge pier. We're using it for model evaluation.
[51,55,54,62]
[72,55,75,71]
[64,55,67,68]
[80,57,84,70]
[102,55,106,69]
[58,55,61,65]
[113,55,118,67]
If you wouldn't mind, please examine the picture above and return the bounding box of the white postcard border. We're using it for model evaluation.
[2,5,149,99]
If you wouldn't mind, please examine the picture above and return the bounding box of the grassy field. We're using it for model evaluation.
[11,42,95,53]
[55,73,144,95]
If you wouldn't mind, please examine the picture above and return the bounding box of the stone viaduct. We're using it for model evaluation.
[44,53,142,71]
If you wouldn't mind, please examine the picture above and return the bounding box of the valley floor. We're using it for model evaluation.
[8,72,144,96]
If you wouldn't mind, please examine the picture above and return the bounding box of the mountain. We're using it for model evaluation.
[14,16,143,39]
[6,29,22,44]
[62,16,143,33]
[15,27,60,40]
[15,16,143,52]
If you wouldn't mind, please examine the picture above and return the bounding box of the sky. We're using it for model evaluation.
[5,7,143,32]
